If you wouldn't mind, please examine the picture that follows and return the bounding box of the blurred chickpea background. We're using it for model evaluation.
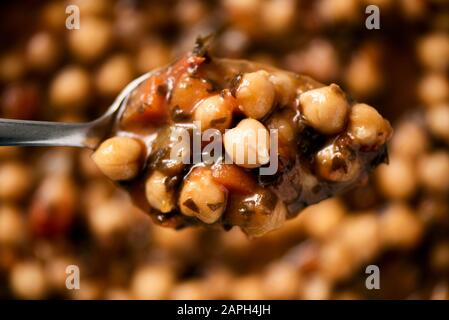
[0,0,449,300]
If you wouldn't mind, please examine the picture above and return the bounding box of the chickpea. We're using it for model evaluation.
[68,17,112,62]
[417,33,449,71]
[315,143,361,182]
[380,203,423,249]
[202,268,234,299]
[88,198,131,239]
[418,151,449,193]
[38,149,74,176]
[131,265,174,300]
[26,32,60,71]
[224,118,271,168]
[266,110,296,144]
[231,275,265,300]
[391,121,428,159]
[235,70,275,119]
[376,156,417,200]
[299,84,349,135]
[226,193,287,237]
[344,47,382,98]
[179,168,227,224]
[260,0,295,34]
[219,29,249,57]
[0,161,32,201]
[10,262,48,299]
[426,104,449,143]
[81,180,115,212]
[174,0,207,27]
[135,40,171,73]
[319,240,355,282]
[0,205,25,246]
[317,0,360,23]
[336,213,381,264]
[193,95,233,131]
[268,71,297,106]
[248,200,287,237]
[284,39,339,83]
[70,0,110,16]
[92,136,145,181]
[418,72,449,106]
[299,274,331,300]
[262,262,301,299]
[49,66,91,111]
[348,103,393,147]
[224,0,260,16]
[145,171,175,213]
[114,8,146,50]
[95,54,134,97]
[300,198,346,240]
[223,0,261,36]
[170,281,207,300]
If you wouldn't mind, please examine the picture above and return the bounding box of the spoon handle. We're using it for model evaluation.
[0,118,92,147]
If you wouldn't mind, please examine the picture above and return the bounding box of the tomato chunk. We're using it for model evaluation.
[211,163,257,194]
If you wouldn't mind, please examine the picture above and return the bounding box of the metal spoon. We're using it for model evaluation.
[0,72,152,149]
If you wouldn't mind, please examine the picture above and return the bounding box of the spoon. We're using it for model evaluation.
[0,72,152,149]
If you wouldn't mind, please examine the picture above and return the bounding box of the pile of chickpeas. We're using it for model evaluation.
[0,0,448,299]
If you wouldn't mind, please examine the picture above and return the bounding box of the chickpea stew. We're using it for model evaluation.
[92,41,392,237]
